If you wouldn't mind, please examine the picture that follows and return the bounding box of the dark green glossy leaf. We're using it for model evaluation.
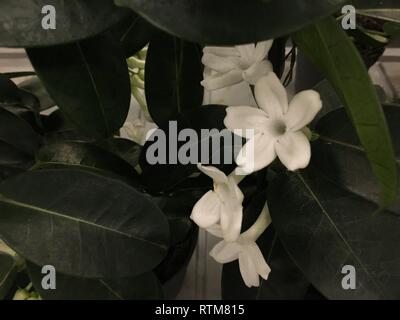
[313,105,400,213]
[146,32,204,126]
[154,189,204,245]
[293,16,397,207]
[41,110,90,143]
[140,105,238,193]
[0,0,129,47]
[97,138,142,168]
[27,262,163,300]
[0,253,17,300]
[222,191,309,300]
[27,32,131,140]
[268,107,400,299]
[115,0,345,45]
[268,168,400,299]
[0,169,170,278]
[153,189,201,283]
[155,224,198,284]
[0,107,41,166]
[36,141,140,184]
[0,74,42,131]
[112,12,159,57]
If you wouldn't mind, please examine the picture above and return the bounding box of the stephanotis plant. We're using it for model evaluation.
[0,0,399,300]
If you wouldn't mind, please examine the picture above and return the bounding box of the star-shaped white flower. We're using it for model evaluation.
[210,203,272,288]
[224,72,322,173]
[201,41,274,91]
[190,164,244,242]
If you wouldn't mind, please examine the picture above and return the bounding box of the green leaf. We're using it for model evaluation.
[41,110,89,143]
[140,106,238,193]
[268,107,400,299]
[115,0,345,45]
[268,170,400,299]
[0,74,42,131]
[293,16,398,207]
[353,0,400,9]
[27,32,131,140]
[0,253,17,300]
[0,169,170,278]
[0,106,41,169]
[146,32,204,126]
[154,189,203,245]
[384,22,400,36]
[0,0,129,47]
[97,138,142,168]
[27,262,163,300]
[35,141,141,185]
[222,191,309,300]
[112,12,159,57]
[313,105,400,213]
[154,190,200,283]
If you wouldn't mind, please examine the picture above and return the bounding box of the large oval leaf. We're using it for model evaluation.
[0,0,129,47]
[268,107,400,299]
[312,105,400,213]
[27,262,163,300]
[27,32,131,140]
[146,32,204,126]
[0,169,169,278]
[269,169,400,299]
[36,141,140,185]
[293,16,398,207]
[115,0,345,45]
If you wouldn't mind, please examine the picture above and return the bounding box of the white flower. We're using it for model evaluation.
[224,72,322,173]
[190,164,244,242]
[201,41,274,91]
[210,203,272,288]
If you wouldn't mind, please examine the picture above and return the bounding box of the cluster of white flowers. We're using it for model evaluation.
[192,40,322,287]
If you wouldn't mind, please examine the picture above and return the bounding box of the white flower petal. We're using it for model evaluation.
[238,250,260,287]
[284,90,322,131]
[227,176,245,203]
[235,43,256,65]
[224,106,269,137]
[255,73,289,115]
[247,243,271,280]
[190,191,221,228]
[254,40,273,62]
[275,131,311,171]
[207,224,224,238]
[236,133,277,174]
[242,60,273,85]
[197,164,228,184]
[201,69,243,91]
[203,46,240,57]
[202,53,240,73]
[210,240,241,263]
[220,201,243,242]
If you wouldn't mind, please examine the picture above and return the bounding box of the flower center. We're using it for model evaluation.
[272,120,287,136]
